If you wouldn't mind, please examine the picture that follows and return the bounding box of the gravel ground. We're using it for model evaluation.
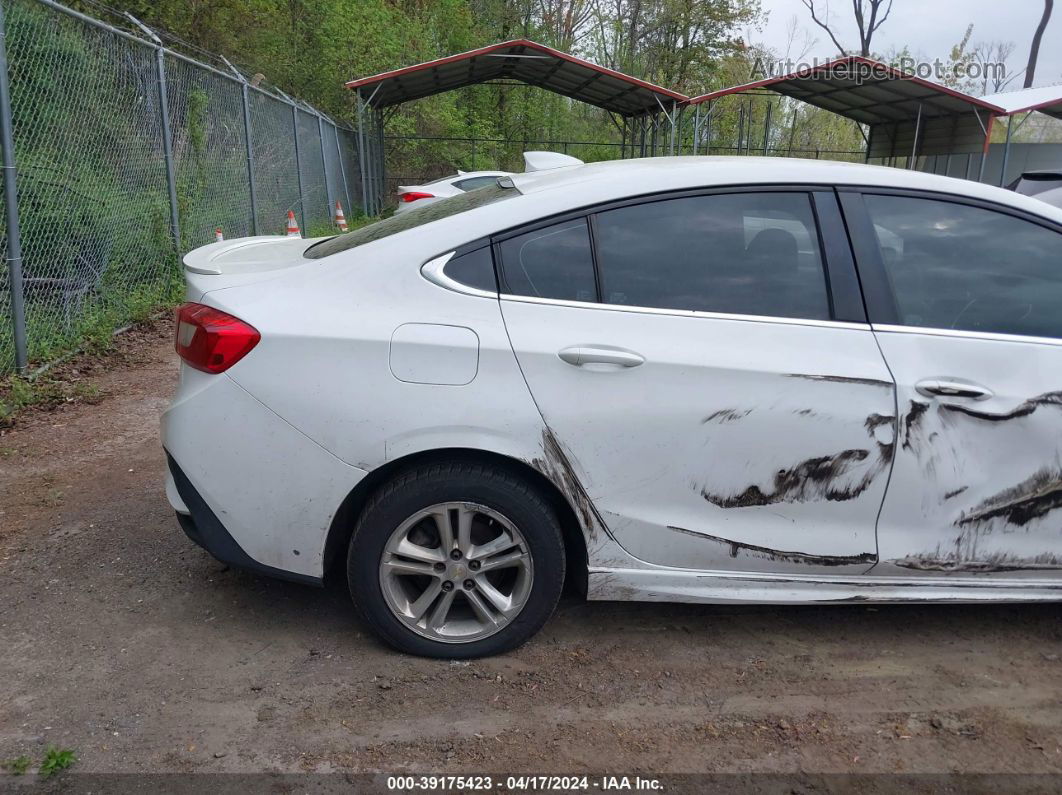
[1,318,1062,787]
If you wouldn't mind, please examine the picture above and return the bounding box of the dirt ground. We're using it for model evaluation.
[2,319,1062,786]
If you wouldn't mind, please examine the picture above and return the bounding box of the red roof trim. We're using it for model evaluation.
[345,39,688,103]
[685,55,1005,114]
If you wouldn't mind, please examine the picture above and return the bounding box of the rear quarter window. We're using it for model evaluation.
[305,183,516,259]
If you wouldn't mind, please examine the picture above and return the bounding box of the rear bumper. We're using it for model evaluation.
[167,453,321,587]
[161,368,368,581]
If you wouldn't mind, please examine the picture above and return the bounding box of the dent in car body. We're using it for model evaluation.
[880,381,1062,575]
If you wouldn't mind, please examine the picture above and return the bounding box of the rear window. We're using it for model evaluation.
[305,183,516,259]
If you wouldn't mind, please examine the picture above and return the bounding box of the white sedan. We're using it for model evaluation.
[163,156,1062,658]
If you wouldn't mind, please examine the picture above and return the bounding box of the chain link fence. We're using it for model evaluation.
[0,0,362,375]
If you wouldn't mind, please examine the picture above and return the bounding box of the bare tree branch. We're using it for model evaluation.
[800,0,848,55]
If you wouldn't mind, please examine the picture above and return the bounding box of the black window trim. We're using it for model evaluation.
[491,183,866,325]
[838,185,1062,342]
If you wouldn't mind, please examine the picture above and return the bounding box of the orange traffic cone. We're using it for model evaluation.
[286,210,301,237]
[334,200,348,232]
[215,227,224,242]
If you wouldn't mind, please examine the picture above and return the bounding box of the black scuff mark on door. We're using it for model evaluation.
[701,410,896,508]
[956,467,1062,527]
[530,427,612,544]
[901,400,930,452]
[667,526,876,567]
[701,448,873,507]
[940,390,1062,422]
[785,373,893,389]
[865,413,895,434]
[702,408,753,424]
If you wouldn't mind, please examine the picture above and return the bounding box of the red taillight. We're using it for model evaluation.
[399,191,434,203]
[174,302,260,374]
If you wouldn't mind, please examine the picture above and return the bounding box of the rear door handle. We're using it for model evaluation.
[558,345,645,368]
[915,378,993,401]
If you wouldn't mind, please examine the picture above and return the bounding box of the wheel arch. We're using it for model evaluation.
[323,447,589,596]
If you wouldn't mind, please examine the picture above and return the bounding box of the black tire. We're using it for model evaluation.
[347,461,566,658]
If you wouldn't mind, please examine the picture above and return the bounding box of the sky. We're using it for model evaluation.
[751,0,1062,93]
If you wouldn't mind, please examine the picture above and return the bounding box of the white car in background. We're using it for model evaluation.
[1009,170,1062,211]
[163,156,1062,659]
[395,170,510,214]
[394,152,583,214]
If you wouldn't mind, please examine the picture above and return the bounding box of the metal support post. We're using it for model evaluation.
[692,104,701,156]
[357,91,369,215]
[704,101,713,154]
[1000,115,1013,186]
[291,104,306,228]
[221,56,259,235]
[317,112,331,218]
[127,14,181,255]
[0,1,27,370]
[910,102,923,169]
[762,100,773,155]
[334,122,353,216]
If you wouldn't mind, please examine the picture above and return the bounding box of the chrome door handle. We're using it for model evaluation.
[558,346,645,368]
[915,378,993,400]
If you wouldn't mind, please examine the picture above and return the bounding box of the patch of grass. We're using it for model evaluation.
[2,755,32,775]
[0,371,104,428]
[38,747,76,778]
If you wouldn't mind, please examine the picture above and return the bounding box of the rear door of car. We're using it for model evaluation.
[496,186,897,574]
[840,189,1062,576]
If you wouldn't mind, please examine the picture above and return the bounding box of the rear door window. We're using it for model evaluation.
[864,194,1062,338]
[592,192,831,319]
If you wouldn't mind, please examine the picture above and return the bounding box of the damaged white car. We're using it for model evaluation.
[162,156,1062,658]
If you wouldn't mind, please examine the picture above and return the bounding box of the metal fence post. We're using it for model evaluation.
[219,57,260,236]
[0,1,27,371]
[291,104,306,229]
[156,47,181,252]
[317,112,331,217]
[126,14,181,254]
[222,57,260,236]
[242,82,259,234]
[357,91,368,215]
[334,122,352,216]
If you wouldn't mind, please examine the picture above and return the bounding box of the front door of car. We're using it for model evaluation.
[842,190,1062,577]
[496,188,896,574]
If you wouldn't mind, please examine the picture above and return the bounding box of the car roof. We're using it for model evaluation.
[508,156,1062,223]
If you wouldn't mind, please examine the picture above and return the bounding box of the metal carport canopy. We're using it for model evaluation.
[344,39,688,117]
[981,85,1062,120]
[686,56,1006,159]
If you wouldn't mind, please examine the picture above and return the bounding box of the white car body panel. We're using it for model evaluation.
[161,157,1062,600]
[873,328,1062,576]
[161,367,367,579]
[500,298,894,574]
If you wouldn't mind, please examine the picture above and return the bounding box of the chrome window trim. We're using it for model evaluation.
[872,323,1062,347]
[498,292,869,330]
[420,251,498,299]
